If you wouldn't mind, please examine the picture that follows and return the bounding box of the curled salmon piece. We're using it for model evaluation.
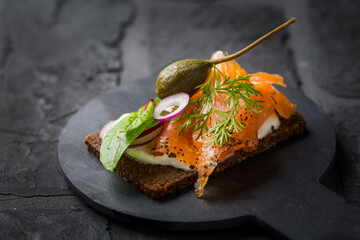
[248,72,294,118]
[254,83,295,119]
[273,87,295,119]
[152,50,296,197]
[249,72,286,87]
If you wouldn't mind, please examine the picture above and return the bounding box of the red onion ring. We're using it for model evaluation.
[129,125,164,148]
[127,139,155,148]
[153,92,189,122]
[99,115,164,148]
[138,121,164,138]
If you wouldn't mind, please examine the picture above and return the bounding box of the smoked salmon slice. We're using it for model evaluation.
[152,51,295,197]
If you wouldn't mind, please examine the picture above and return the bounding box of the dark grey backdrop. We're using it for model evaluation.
[0,0,359,239]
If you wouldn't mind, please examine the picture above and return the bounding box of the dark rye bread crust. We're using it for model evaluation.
[84,112,306,199]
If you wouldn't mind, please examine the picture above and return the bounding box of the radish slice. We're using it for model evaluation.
[153,92,189,121]
[99,120,117,139]
[99,113,130,140]
[129,125,164,148]
[143,98,154,111]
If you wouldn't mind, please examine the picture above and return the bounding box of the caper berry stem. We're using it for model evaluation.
[210,17,296,65]
[156,17,296,99]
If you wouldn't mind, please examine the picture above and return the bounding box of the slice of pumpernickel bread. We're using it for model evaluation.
[84,112,306,199]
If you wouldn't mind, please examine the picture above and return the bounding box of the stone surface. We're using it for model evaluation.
[307,0,360,97]
[148,1,298,88]
[0,208,109,239]
[110,221,272,240]
[0,0,133,196]
[1,0,360,238]
[285,0,360,203]
[0,195,107,240]
[330,106,360,203]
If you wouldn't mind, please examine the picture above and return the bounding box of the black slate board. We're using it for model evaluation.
[58,76,360,239]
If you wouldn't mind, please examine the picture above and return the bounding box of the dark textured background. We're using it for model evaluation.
[0,0,359,239]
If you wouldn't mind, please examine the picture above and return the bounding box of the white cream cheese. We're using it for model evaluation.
[257,112,280,140]
[125,112,280,169]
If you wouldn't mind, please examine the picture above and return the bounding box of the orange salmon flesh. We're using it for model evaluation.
[151,51,295,197]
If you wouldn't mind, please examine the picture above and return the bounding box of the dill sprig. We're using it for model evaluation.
[175,64,265,147]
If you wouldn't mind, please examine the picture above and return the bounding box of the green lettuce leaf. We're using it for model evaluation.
[100,101,158,171]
